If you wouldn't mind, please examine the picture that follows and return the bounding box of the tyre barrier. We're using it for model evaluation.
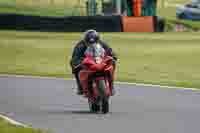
[122,16,155,32]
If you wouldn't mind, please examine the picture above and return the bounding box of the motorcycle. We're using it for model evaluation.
[78,43,115,114]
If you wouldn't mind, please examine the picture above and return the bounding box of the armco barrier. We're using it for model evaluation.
[0,14,122,32]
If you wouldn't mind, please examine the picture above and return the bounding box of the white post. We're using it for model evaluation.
[116,0,121,14]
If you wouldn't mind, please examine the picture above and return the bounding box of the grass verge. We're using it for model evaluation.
[0,117,47,133]
[165,19,200,31]
[0,30,200,89]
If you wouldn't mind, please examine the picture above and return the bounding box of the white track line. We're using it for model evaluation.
[115,81,199,91]
[0,114,28,127]
[0,74,199,91]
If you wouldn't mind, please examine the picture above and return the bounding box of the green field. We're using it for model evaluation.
[0,0,88,16]
[0,30,200,89]
[0,117,47,133]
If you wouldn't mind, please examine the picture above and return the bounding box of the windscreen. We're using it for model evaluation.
[84,43,105,59]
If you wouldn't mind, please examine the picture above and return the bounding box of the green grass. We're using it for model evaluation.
[0,30,200,89]
[0,0,86,16]
[0,5,84,16]
[165,19,200,31]
[158,0,188,18]
[0,117,47,133]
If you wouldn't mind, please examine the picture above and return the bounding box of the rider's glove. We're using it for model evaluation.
[113,56,118,62]
[73,64,84,73]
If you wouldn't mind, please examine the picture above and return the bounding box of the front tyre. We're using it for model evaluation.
[89,100,100,113]
[98,79,110,114]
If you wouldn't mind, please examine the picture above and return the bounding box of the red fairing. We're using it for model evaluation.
[82,56,95,66]
[79,56,114,98]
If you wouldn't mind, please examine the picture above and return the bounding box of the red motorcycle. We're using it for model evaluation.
[78,44,115,114]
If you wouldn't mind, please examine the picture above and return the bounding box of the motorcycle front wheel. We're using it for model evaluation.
[98,80,109,114]
[88,99,100,113]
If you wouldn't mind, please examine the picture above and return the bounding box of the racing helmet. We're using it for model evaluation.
[83,29,100,45]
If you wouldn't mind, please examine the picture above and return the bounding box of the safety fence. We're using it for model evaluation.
[0,14,122,32]
[0,14,165,32]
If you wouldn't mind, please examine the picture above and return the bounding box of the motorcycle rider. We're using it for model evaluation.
[70,29,118,95]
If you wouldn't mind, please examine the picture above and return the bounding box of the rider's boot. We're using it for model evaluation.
[75,73,83,95]
[106,72,116,96]
[109,78,116,96]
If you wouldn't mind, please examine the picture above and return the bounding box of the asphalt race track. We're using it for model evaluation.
[0,76,200,133]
